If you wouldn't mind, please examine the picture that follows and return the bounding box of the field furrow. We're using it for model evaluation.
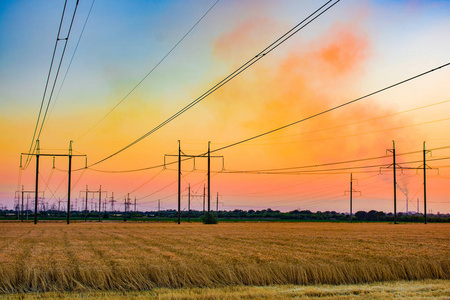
[0,222,448,293]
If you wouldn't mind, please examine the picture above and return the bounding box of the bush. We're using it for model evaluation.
[202,212,218,224]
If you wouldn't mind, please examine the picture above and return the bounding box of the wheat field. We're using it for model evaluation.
[0,222,448,293]
[1,280,449,299]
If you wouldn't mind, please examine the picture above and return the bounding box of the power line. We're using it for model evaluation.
[246,99,450,144]
[24,0,80,169]
[48,0,96,123]
[75,0,220,142]
[211,62,450,154]
[24,0,69,169]
[213,157,450,176]
[248,117,450,146]
[85,0,340,168]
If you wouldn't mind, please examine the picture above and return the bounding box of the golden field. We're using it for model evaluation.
[1,280,449,299]
[0,222,448,294]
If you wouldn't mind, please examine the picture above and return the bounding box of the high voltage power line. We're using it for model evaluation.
[84,0,341,168]
[71,61,450,174]
[23,0,80,170]
[210,156,450,175]
[47,0,97,125]
[75,0,220,142]
[247,117,450,146]
[210,62,450,154]
[244,99,450,144]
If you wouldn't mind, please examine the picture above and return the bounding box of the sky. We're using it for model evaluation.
[1,0,449,214]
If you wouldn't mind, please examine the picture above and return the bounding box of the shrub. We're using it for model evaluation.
[202,212,218,224]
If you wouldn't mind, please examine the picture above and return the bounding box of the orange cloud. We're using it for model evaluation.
[213,17,277,62]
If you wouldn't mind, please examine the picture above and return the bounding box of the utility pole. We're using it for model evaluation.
[424,141,428,224]
[203,184,205,214]
[134,196,137,220]
[350,174,353,223]
[158,199,160,219]
[216,191,219,212]
[178,140,181,225]
[164,141,224,223]
[85,185,88,221]
[208,141,211,213]
[21,186,24,222]
[67,140,72,225]
[386,140,398,224]
[15,189,43,222]
[20,140,86,224]
[344,173,360,223]
[26,194,29,220]
[109,192,116,212]
[80,186,106,222]
[393,141,397,224]
[124,195,128,222]
[35,140,40,225]
[188,184,191,222]
[98,185,102,221]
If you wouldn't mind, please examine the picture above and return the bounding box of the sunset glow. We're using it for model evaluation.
[1,0,449,213]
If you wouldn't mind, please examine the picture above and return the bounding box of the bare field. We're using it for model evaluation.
[0,222,448,293]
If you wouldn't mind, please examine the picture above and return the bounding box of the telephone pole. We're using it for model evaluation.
[164,140,224,224]
[34,140,39,225]
[203,184,205,214]
[15,188,43,222]
[386,140,398,224]
[208,141,211,213]
[109,192,116,212]
[188,184,191,222]
[178,140,181,225]
[124,194,128,222]
[21,186,24,222]
[85,185,88,221]
[20,140,86,224]
[67,141,72,224]
[98,185,102,221]
[344,173,360,223]
[80,186,106,222]
[158,199,160,218]
[423,141,431,224]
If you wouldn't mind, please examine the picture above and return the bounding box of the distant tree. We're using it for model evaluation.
[367,210,378,221]
[355,211,367,221]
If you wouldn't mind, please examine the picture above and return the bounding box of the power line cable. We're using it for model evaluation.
[24,0,80,170]
[249,99,450,144]
[47,0,96,124]
[75,0,220,141]
[24,0,70,169]
[85,0,340,167]
[248,117,450,146]
[35,1,80,145]
[215,157,450,175]
[211,62,450,154]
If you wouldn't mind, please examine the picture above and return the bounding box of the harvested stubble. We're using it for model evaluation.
[0,222,448,293]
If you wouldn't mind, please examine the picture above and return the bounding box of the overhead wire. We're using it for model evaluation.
[213,157,450,175]
[211,62,450,154]
[35,1,80,142]
[252,99,450,143]
[84,0,341,168]
[75,0,220,142]
[23,0,69,169]
[244,116,450,146]
[47,0,96,123]
[24,0,80,169]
